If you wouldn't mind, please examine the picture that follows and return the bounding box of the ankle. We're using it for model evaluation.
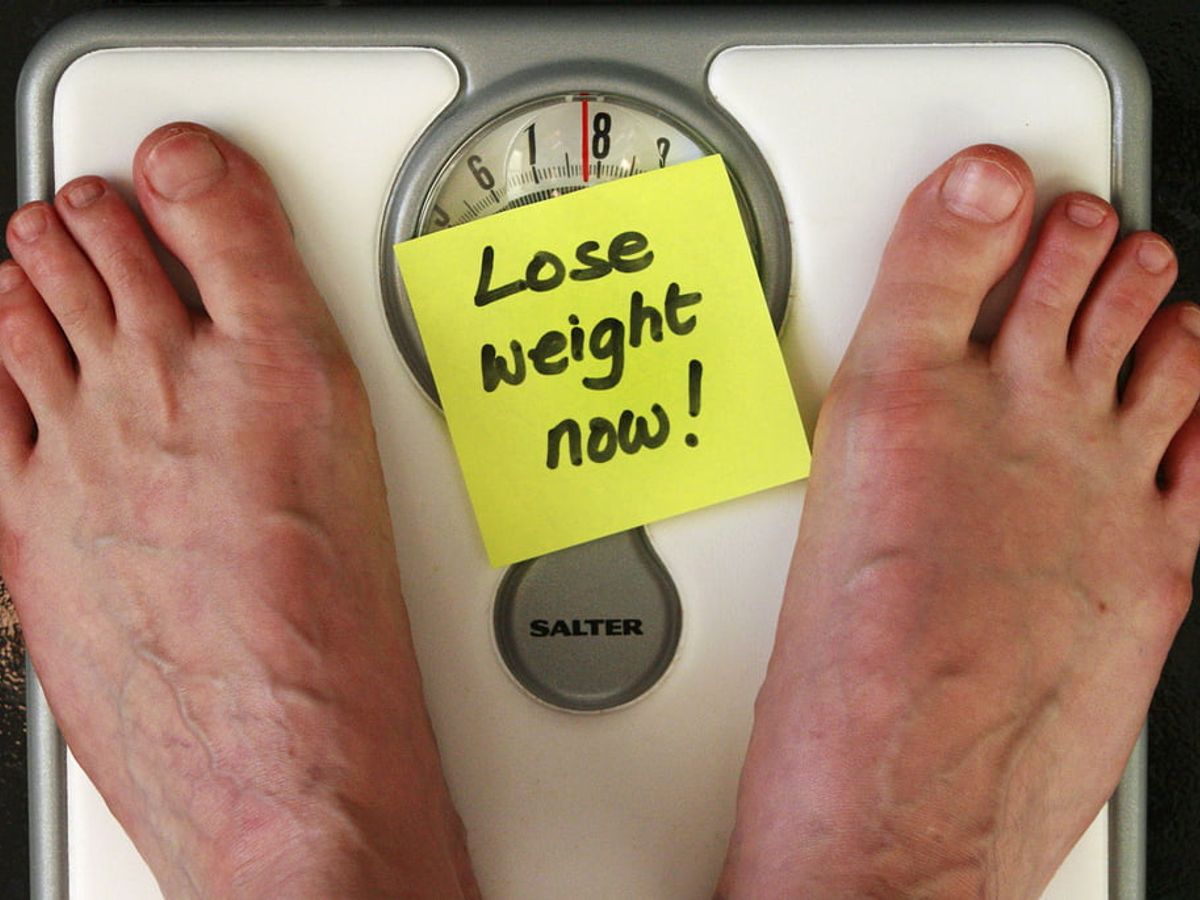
[718,822,994,899]
[205,802,469,898]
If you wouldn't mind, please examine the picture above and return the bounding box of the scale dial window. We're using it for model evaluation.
[417,93,717,235]
[382,84,789,402]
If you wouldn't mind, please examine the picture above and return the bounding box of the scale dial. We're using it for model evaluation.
[416,92,758,255]
[383,85,787,403]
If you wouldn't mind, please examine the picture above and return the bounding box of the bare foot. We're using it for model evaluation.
[0,125,478,897]
[718,146,1198,897]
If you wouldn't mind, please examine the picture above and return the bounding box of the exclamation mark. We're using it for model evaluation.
[685,360,703,447]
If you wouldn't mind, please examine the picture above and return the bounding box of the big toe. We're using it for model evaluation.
[846,145,1035,371]
[133,123,334,342]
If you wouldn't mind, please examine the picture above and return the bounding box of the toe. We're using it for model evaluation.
[6,201,115,359]
[0,359,34,472]
[1069,232,1177,402]
[0,261,75,426]
[1121,302,1200,467]
[848,145,1035,370]
[132,123,330,341]
[55,176,191,342]
[1161,409,1200,542]
[991,193,1118,378]
[0,267,35,470]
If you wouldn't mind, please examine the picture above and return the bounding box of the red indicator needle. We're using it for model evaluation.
[581,97,590,183]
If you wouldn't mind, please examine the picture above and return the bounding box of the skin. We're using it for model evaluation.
[0,127,1194,897]
[0,125,479,897]
[717,146,1199,897]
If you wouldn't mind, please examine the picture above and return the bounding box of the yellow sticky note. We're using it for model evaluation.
[395,154,810,566]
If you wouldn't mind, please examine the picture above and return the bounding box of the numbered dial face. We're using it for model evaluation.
[417,93,739,237]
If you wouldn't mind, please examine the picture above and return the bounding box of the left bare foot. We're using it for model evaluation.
[0,123,478,897]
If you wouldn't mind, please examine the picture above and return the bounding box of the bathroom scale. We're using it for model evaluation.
[20,7,1150,898]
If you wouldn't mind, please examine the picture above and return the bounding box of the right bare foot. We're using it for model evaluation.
[0,124,478,897]
[718,146,1199,897]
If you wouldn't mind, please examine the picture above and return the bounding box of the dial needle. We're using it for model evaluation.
[581,97,590,183]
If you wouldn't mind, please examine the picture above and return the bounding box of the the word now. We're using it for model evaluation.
[547,403,671,469]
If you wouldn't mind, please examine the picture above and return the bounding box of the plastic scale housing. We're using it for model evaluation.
[19,8,1149,898]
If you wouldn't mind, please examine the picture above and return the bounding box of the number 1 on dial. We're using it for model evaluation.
[524,123,536,166]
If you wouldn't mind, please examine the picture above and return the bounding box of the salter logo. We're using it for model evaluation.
[529,618,645,637]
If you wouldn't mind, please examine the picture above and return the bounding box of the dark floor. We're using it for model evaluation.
[1,1,1199,897]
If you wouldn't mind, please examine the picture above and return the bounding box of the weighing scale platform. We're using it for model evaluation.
[19,7,1149,898]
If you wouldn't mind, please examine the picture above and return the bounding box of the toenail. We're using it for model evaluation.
[145,130,228,201]
[1136,238,1173,275]
[940,157,1024,224]
[1179,304,1200,340]
[63,179,105,209]
[1066,198,1107,228]
[0,264,25,294]
[10,207,47,243]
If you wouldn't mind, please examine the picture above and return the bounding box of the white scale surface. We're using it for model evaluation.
[52,42,1112,898]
